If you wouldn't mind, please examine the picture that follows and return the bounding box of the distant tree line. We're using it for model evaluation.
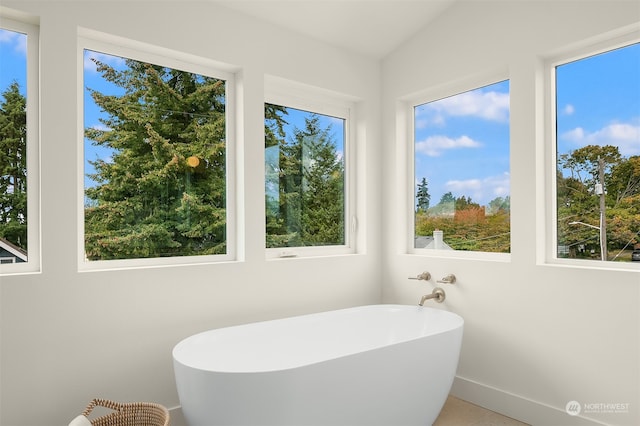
[415,143,640,260]
[415,179,510,253]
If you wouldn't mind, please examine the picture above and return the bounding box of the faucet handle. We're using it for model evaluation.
[437,274,456,284]
[408,271,431,281]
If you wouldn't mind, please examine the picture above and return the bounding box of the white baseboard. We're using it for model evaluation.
[168,406,187,426]
[451,376,609,426]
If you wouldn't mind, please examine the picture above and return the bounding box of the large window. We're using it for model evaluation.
[0,18,38,273]
[81,38,234,267]
[555,41,640,263]
[265,104,346,249]
[412,80,510,254]
[264,78,354,258]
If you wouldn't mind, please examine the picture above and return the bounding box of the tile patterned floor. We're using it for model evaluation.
[434,396,530,426]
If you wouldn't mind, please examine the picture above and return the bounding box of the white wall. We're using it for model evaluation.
[1,1,639,426]
[382,1,639,426]
[0,2,382,425]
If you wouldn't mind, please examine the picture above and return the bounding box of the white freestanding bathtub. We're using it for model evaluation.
[173,304,463,426]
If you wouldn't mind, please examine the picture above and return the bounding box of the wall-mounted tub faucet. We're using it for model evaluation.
[408,271,431,281]
[437,274,456,284]
[419,287,446,305]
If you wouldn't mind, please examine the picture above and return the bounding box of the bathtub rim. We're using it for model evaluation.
[172,304,464,373]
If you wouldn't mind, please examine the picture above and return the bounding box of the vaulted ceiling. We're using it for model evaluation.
[213,0,458,59]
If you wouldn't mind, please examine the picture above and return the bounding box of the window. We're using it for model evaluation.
[554,41,640,263]
[80,36,234,268]
[264,77,355,258]
[412,80,510,254]
[0,18,39,274]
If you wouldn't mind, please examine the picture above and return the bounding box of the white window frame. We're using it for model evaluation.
[78,29,237,271]
[0,15,40,275]
[264,75,358,259]
[403,70,511,262]
[543,25,640,271]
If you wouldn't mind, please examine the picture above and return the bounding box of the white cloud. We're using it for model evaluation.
[423,90,510,122]
[445,172,510,205]
[84,50,126,73]
[562,104,575,115]
[415,135,482,157]
[446,178,482,193]
[415,118,428,130]
[415,112,445,129]
[0,28,26,54]
[562,127,584,141]
[561,121,640,156]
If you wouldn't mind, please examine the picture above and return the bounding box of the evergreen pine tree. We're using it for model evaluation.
[84,55,227,260]
[265,103,293,247]
[265,108,344,248]
[298,115,344,245]
[0,81,27,250]
[416,177,430,212]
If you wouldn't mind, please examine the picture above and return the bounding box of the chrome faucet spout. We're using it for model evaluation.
[418,287,446,306]
[419,294,437,306]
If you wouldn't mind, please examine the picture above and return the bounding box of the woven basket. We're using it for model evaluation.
[81,398,170,426]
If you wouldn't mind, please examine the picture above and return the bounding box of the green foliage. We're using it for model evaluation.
[415,195,510,253]
[265,107,344,248]
[415,144,637,259]
[557,145,640,260]
[487,196,510,215]
[454,195,481,211]
[439,191,455,204]
[265,103,287,149]
[84,56,227,260]
[416,177,430,212]
[558,145,621,190]
[0,82,27,250]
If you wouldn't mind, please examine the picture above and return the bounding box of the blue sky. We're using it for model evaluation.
[414,42,639,209]
[83,49,344,190]
[0,29,27,96]
[414,80,510,208]
[0,28,637,205]
[265,105,345,203]
[83,50,126,187]
[267,105,345,158]
[556,43,640,159]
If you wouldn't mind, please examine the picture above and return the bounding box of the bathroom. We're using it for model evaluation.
[0,1,638,425]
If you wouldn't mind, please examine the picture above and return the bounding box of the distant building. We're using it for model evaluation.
[415,229,453,250]
[0,238,27,263]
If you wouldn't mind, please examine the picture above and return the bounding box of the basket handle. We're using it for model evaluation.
[81,398,124,417]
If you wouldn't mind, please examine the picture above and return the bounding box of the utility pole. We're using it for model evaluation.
[596,156,607,261]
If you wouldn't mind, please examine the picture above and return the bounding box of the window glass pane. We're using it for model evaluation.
[265,103,345,248]
[414,80,510,253]
[556,42,640,262]
[0,28,28,263]
[83,49,227,261]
